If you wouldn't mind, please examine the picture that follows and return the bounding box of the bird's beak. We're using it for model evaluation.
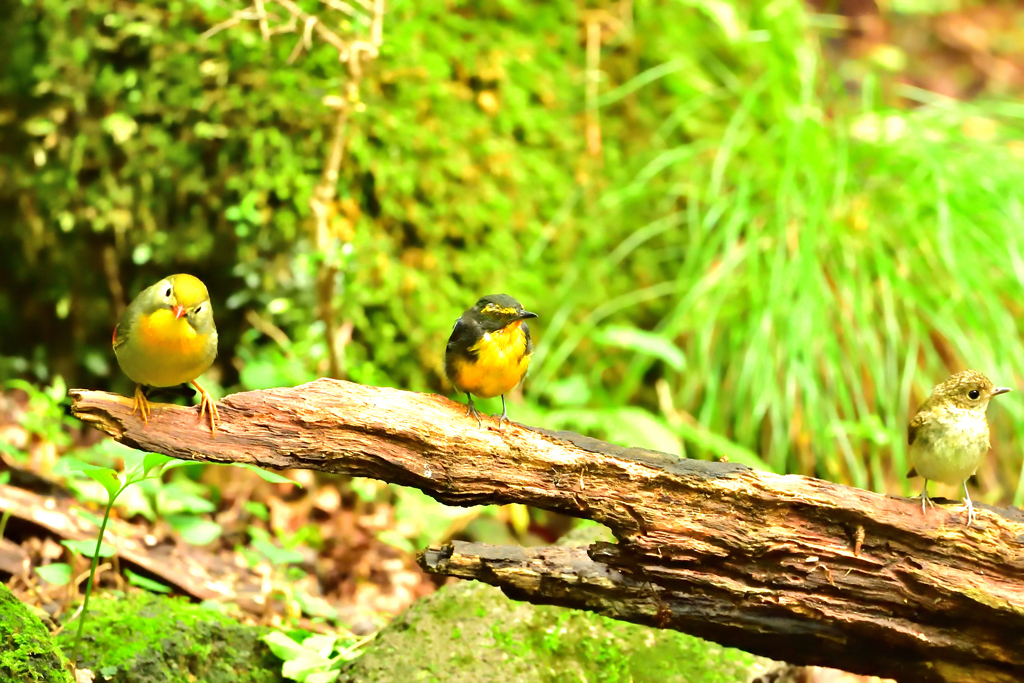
[172,305,187,320]
[517,311,539,321]
[992,387,1012,397]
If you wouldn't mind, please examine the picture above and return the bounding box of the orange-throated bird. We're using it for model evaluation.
[112,274,220,433]
[445,294,538,428]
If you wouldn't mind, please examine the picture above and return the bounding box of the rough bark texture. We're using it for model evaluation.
[69,379,1024,683]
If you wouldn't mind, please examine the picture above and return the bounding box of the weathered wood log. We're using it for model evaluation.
[69,379,1024,683]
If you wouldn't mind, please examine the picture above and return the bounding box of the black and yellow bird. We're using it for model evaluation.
[445,294,538,428]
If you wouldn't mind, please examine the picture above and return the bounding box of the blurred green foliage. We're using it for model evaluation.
[3,0,1024,505]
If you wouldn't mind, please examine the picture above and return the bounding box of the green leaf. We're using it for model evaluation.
[294,592,338,620]
[142,453,179,476]
[165,515,222,546]
[243,501,270,521]
[35,563,72,586]
[251,535,304,566]
[302,634,336,659]
[84,468,123,500]
[46,375,67,402]
[157,459,197,474]
[263,631,306,661]
[156,483,216,515]
[0,441,27,462]
[235,463,300,486]
[121,450,148,482]
[282,653,332,680]
[593,326,687,372]
[59,456,115,474]
[124,568,172,593]
[62,539,115,558]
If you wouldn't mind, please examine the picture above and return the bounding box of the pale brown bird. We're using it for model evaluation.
[907,370,1010,526]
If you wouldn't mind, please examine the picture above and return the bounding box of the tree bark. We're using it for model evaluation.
[69,379,1024,683]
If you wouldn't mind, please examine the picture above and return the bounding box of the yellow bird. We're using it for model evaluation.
[112,274,220,433]
[444,294,537,428]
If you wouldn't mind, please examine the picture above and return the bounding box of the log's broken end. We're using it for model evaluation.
[69,389,129,439]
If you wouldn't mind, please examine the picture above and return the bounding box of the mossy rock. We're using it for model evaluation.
[56,591,283,683]
[340,580,773,683]
[342,525,775,683]
[0,582,74,683]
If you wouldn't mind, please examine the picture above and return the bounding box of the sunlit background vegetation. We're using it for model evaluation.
[3,0,1024,656]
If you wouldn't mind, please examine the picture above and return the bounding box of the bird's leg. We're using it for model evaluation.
[131,384,151,426]
[493,395,510,431]
[956,482,976,527]
[191,380,220,435]
[464,394,483,428]
[918,480,935,515]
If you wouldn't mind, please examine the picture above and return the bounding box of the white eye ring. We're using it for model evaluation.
[194,304,203,314]
[163,286,172,298]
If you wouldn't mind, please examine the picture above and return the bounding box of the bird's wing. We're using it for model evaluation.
[907,410,923,446]
[907,392,936,447]
[112,318,130,352]
[446,317,475,353]
[905,401,933,478]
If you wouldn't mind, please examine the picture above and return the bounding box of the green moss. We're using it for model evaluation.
[513,607,766,683]
[0,583,74,683]
[340,580,774,683]
[343,526,771,682]
[55,591,283,683]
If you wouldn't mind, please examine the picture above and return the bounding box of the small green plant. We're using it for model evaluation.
[53,449,300,667]
[263,629,374,683]
[59,450,187,666]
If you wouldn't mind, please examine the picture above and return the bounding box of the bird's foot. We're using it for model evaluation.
[492,410,510,432]
[131,385,151,426]
[464,401,483,428]
[192,380,220,435]
[491,395,511,432]
[955,499,976,527]
[915,482,935,516]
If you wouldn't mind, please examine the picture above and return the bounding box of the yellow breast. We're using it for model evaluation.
[120,309,215,387]
[451,322,531,399]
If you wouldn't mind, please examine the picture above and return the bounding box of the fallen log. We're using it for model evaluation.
[69,379,1024,683]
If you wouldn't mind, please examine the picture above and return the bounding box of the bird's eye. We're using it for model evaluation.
[969,389,981,400]
[194,304,203,314]
[163,287,172,298]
